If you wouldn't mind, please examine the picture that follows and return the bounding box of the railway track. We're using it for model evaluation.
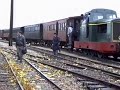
[0,50,24,90]
[0,40,120,89]
[2,48,88,90]
[0,42,108,90]
[1,48,70,90]
[29,46,120,75]
[1,44,117,90]
[26,53,120,89]
[26,46,120,89]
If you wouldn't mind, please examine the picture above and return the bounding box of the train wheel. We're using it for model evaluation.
[89,51,93,57]
[113,56,118,59]
[90,51,96,57]
[83,50,89,55]
[97,53,103,58]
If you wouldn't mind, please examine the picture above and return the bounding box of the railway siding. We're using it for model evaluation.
[0,49,24,90]
[0,41,119,90]
[1,48,87,90]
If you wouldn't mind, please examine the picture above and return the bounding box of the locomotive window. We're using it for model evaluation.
[106,14,116,19]
[92,13,103,21]
[97,24,107,33]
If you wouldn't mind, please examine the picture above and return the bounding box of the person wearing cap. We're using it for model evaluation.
[52,33,60,56]
[15,31,26,63]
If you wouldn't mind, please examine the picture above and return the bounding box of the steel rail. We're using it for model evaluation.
[27,47,120,79]
[0,40,120,89]
[27,58,120,90]
[29,46,120,70]
[1,39,120,69]
[3,46,120,87]
[1,52,24,90]
[24,59,62,90]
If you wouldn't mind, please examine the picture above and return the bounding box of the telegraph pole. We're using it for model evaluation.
[9,0,14,46]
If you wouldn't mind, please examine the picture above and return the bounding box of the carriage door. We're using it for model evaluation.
[74,19,80,41]
[56,22,58,35]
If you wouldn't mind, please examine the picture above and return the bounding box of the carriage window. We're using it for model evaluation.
[35,27,37,31]
[97,24,107,33]
[54,24,56,30]
[52,24,56,30]
[32,27,34,31]
[49,25,51,31]
[61,23,63,31]
[59,23,61,30]
[52,25,53,30]
[28,27,30,31]
[60,23,62,31]
[62,23,64,31]
[60,23,63,31]
[47,26,49,31]
[64,23,66,30]
[30,27,32,32]
[37,26,40,30]
[53,24,54,30]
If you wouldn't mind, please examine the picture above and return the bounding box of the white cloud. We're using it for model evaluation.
[0,0,120,29]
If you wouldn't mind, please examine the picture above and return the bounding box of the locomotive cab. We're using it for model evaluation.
[80,9,117,42]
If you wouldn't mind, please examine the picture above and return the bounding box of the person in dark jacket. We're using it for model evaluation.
[15,31,26,63]
[52,33,60,55]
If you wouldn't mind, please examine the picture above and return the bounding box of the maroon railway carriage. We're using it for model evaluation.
[42,16,83,47]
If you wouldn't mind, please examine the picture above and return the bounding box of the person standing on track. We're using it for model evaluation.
[15,31,26,63]
[52,33,60,56]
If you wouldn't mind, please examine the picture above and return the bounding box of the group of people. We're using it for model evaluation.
[15,25,73,62]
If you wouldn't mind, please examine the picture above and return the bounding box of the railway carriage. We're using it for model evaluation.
[57,19,67,46]
[42,21,57,46]
[2,29,9,40]
[24,24,43,44]
[0,30,4,39]
[12,27,21,41]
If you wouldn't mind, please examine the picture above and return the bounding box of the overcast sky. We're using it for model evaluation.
[0,0,120,29]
